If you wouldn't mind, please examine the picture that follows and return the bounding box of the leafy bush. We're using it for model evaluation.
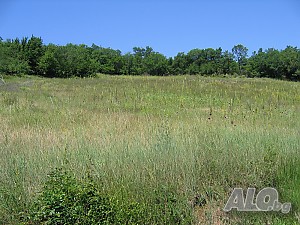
[28,168,115,224]
[24,168,193,224]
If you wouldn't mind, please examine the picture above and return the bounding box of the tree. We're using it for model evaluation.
[199,48,223,75]
[91,46,124,75]
[281,46,300,80]
[186,48,232,75]
[171,52,188,75]
[24,36,44,74]
[0,38,29,75]
[133,46,153,58]
[186,49,203,74]
[131,46,154,75]
[247,48,283,79]
[38,44,98,78]
[260,48,283,79]
[144,52,168,76]
[121,53,134,75]
[220,50,238,75]
[38,44,60,77]
[1,36,300,80]
[62,44,97,77]
[232,44,248,74]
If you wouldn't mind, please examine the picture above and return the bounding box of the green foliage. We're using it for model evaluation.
[1,36,300,79]
[26,168,192,224]
[24,36,44,74]
[292,69,300,80]
[0,38,30,75]
[28,168,115,224]
[171,52,188,74]
[150,186,193,224]
[144,52,168,76]
[232,44,248,74]
[38,44,60,77]
[248,46,300,80]
[182,48,238,75]
[91,45,123,75]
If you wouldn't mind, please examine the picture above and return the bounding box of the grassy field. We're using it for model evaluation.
[0,75,299,224]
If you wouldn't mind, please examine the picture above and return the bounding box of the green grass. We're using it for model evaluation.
[0,74,299,224]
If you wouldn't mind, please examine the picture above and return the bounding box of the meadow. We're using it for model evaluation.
[0,75,299,224]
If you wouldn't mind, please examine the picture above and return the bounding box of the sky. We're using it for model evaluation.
[0,0,299,57]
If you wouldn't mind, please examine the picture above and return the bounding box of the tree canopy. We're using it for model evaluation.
[0,36,299,81]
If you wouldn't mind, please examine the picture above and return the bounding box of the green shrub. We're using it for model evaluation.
[28,168,115,224]
[25,168,162,225]
[24,168,193,224]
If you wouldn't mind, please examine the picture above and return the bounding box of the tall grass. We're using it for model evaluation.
[0,75,299,224]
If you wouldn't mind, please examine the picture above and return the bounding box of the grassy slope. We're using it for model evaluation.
[0,75,299,224]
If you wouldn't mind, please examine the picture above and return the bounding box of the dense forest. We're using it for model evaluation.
[0,36,299,80]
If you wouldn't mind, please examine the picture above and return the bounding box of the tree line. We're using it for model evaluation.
[0,36,299,80]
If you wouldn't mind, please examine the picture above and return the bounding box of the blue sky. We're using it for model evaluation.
[0,0,299,57]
